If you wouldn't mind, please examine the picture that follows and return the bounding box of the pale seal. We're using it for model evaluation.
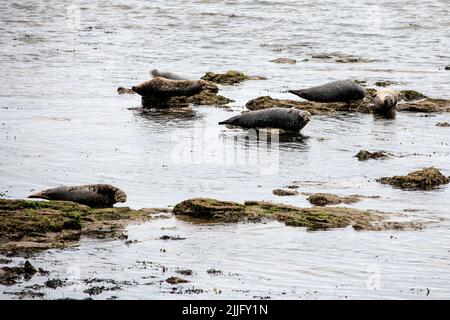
[28,184,127,208]
[132,77,207,98]
[289,80,367,102]
[150,69,188,80]
[218,107,311,132]
[372,90,398,115]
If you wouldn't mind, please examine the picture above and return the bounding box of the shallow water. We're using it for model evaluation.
[1,0,450,299]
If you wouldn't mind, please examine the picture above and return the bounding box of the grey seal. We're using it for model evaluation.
[28,184,127,208]
[132,77,207,98]
[289,80,367,102]
[218,107,311,132]
[372,90,398,114]
[150,69,188,80]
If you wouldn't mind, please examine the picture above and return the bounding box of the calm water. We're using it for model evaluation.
[1,0,450,299]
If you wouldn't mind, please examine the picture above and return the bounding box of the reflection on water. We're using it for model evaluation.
[1,0,450,299]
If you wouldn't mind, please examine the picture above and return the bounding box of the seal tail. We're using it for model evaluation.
[288,90,304,98]
[28,191,47,199]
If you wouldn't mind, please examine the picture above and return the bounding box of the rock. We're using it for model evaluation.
[311,52,374,63]
[0,199,158,254]
[172,198,245,222]
[375,80,403,87]
[173,198,419,231]
[175,269,193,276]
[355,150,390,161]
[436,122,450,127]
[0,260,37,286]
[246,95,450,115]
[306,193,361,206]
[377,167,449,191]
[398,90,427,101]
[445,66,450,70]
[201,70,265,85]
[270,57,297,64]
[273,189,299,196]
[206,268,222,275]
[45,278,66,289]
[166,276,189,284]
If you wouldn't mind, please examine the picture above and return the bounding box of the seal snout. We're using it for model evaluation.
[114,190,127,203]
[131,86,137,92]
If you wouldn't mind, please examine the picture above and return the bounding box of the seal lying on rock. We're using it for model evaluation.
[289,80,367,102]
[372,90,398,115]
[150,69,188,80]
[219,107,311,132]
[28,184,127,208]
[132,77,207,98]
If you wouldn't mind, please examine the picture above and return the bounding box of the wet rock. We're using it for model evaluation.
[0,258,12,264]
[184,91,234,106]
[3,289,45,299]
[166,276,189,284]
[117,87,134,94]
[201,70,265,85]
[245,95,370,115]
[397,98,450,113]
[374,80,404,87]
[0,199,155,254]
[173,198,245,222]
[45,278,66,289]
[355,150,390,161]
[173,198,418,231]
[273,189,299,196]
[270,57,296,64]
[398,90,427,101]
[206,268,222,275]
[84,286,105,296]
[176,269,193,276]
[311,52,374,63]
[436,122,450,127]
[445,66,450,71]
[306,193,362,206]
[159,235,186,241]
[0,260,37,286]
[377,167,449,191]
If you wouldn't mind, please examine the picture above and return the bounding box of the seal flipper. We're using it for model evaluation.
[28,191,48,200]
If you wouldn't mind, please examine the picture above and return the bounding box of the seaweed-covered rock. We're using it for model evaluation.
[397,98,450,113]
[273,189,299,196]
[377,167,449,190]
[436,122,450,127]
[270,57,296,64]
[0,199,159,254]
[398,90,427,101]
[306,193,361,206]
[311,52,374,63]
[201,70,266,85]
[172,198,245,221]
[245,96,370,115]
[173,198,418,231]
[0,260,37,286]
[355,150,390,161]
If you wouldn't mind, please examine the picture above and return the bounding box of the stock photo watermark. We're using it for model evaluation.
[171,123,281,176]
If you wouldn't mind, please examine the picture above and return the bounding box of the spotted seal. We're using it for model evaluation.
[132,77,207,98]
[150,69,188,80]
[289,80,367,102]
[219,107,311,132]
[28,184,127,208]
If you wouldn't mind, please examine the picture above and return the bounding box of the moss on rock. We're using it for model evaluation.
[377,167,449,190]
[0,199,159,254]
[355,150,390,161]
[201,70,266,85]
[306,193,362,206]
[172,198,416,231]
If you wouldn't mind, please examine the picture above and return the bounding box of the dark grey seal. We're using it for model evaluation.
[28,184,127,208]
[218,107,311,132]
[132,77,207,98]
[150,69,188,80]
[372,91,398,115]
[289,80,367,102]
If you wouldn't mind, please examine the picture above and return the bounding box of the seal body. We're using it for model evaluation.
[150,69,188,80]
[132,77,206,98]
[289,80,367,102]
[372,90,398,114]
[28,184,127,208]
[218,107,311,132]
